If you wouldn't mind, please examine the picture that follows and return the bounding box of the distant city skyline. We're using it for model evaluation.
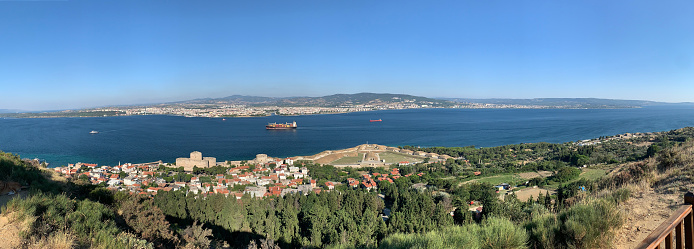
[1,1,693,111]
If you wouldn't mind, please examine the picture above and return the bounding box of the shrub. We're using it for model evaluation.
[554,167,581,183]
[557,198,622,248]
[3,192,137,248]
[378,217,527,249]
[525,198,622,249]
[378,226,478,249]
[611,188,631,204]
[477,216,528,249]
[524,212,559,249]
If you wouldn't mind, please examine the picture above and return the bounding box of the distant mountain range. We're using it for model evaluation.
[181,94,667,109]
[0,109,22,114]
[444,98,664,108]
[2,94,685,118]
[180,93,455,107]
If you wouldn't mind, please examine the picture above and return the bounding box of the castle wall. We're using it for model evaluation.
[176,152,216,172]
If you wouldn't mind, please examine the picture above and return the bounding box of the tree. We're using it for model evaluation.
[181,221,213,249]
[554,167,581,182]
[453,202,473,225]
[646,144,661,158]
[78,174,90,182]
[120,196,177,247]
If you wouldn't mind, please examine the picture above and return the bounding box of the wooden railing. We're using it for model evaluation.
[636,192,694,249]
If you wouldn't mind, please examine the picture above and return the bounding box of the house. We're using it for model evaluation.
[189,186,201,195]
[107,179,121,187]
[349,180,359,188]
[400,149,414,155]
[494,183,511,191]
[244,186,267,198]
[298,184,313,195]
[425,153,439,159]
[123,176,138,186]
[281,188,300,197]
[256,179,272,186]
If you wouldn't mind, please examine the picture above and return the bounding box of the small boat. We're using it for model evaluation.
[266,121,297,130]
[370,119,382,122]
[89,130,99,134]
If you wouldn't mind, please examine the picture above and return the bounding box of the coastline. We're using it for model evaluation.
[3,107,693,168]
[0,105,644,119]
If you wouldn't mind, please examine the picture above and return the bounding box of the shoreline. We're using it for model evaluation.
[29,127,671,169]
[0,105,645,119]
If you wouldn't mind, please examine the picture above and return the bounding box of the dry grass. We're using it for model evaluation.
[27,230,76,249]
[613,140,694,248]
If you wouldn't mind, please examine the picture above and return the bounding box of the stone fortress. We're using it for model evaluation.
[174,144,451,172]
[176,151,217,172]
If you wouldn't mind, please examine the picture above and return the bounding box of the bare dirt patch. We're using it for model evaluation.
[613,187,680,249]
[518,171,553,179]
[510,187,554,202]
[633,141,654,147]
[0,213,23,249]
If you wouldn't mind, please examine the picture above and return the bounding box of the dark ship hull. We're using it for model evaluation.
[266,121,297,130]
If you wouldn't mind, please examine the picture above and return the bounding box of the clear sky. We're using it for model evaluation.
[1,1,693,110]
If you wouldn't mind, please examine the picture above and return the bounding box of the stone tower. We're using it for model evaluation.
[191,151,203,161]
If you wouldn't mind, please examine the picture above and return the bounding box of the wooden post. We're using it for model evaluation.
[669,231,674,249]
[685,192,694,249]
[675,221,684,249]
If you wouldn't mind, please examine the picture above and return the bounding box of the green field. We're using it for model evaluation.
[466,174,524,186]
[378,152,424,164]
[331,153,364,165]
[579,168,607,180]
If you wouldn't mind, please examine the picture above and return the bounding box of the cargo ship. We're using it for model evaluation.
[266,121,297,130]
[370,119,382,122]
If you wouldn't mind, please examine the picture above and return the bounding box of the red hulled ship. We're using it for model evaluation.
[266,121,297,130]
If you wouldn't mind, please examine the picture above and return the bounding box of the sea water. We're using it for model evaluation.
[1,105,693,167]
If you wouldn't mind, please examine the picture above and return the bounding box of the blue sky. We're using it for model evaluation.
[1,1,693,110]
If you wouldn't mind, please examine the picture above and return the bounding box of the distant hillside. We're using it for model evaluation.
[182,95,280,105]
[0,109,22,113]
[184,93,456,107]
[445,98,661,108]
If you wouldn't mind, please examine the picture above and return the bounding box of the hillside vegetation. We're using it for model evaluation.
[2,127,694,248]
[185,93,456,108]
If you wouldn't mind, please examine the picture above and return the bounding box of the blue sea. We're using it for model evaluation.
[1,106,693,167]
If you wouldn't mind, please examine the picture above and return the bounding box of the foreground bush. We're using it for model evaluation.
[525,198,622,249]
[377,216,527,249]
[2,192,153,249]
